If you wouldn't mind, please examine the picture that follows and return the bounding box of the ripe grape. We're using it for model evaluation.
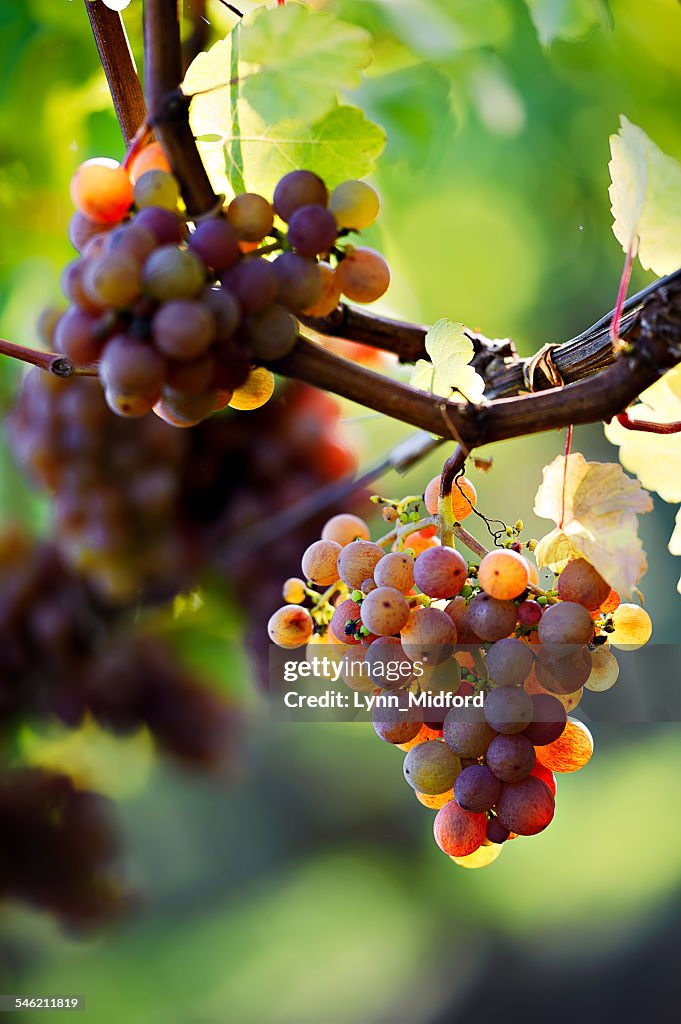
[538,600,594,648]
[134,206,184,245]
[374,551,414,593]
[330,597,361,643]
[228,367,275,411]
[82,254,141,308]
[134,169,180,211]
[413,546,467,599]
[54,307,103,364]
[486,733,536,783]
[424,473,477,520]
[128,141,171,182]
[585,647,620,692]
[599,588,621,614]
[152,299,216,361]
[247,304,298,359]
[485,637,534,686]
[301,262,341,317]
[529,762,557,797]
[287,204,338,257]
[556,557,610,610]
[273,170,328,221]
[521,693,567,746]
[372,692,422,744]
[450,843,504,868]
[283,577,306,604]
[361,578,377,594]
[338,645,372,692]
[483,686,534,734]
[337,539,385,589]
[224,258,278,314]
[400,607,456,665]
[360,586,410,636]
[534,645,592,694]
[433,800,487,857]
[466,593,517,641]
[494,776,555,836]
[443,704,495,758]
[477,549,530,600]
[226,192,274,241]
[68,211,111,252]
[104,224,157,265]
[335,246,390,303]
[267,605,314,648]
[486,815,511,844]
[403,741,461,794]
[70,158,133,224]
[322,514,371,547]
[329,180,380,230]
[166,355,218,397]
[535,717,593,773]
[98,335,166,400]
[454,764,501,812]
[398,528,440,556]
[364,636,413,689]
[202,287,240,341]
[154,389,218,427]
[189,218,240,271]
[517,599,542,626]
[106,388,155,419]
[443,596,483,645]
[609,603,653,649]
[301,539,341,585]
[272,252,323,311]
[416,788,454,810]
[143,246,205,301]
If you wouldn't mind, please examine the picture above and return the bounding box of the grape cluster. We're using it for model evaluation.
[268,473,654,868]
[63,148,388,425]
[10,363,357,630]
[0,531,238,772]
[0,768,125,930]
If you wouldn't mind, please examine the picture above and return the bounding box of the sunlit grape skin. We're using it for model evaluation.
[360,586,410,636]
[556,557,610,610]
[301,539,341,586]
[336,246,390,303]
[424,474,477,520]
[609,603,653,649]
[228,368,275,411]
[70,159,133,224]
[433,800,487,856]
[226,192,274,241]
[535,717,593,773]
[413,546,467,600]
[337,540,385,589]
[477,549,530,600]
[321,514,371,547]
[374,552,414,593]
[400,607,457,666]
[494,776,555,836]
[267,605,314,649]
[329,180,380,230]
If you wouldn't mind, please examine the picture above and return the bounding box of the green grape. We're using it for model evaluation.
[403,741,461,795]
[134,170,181,211]
[329,180,380,230]
[143,245,205,301]
[82,254,141,308]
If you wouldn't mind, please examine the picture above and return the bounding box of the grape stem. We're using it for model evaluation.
[615,411,681,434]
[83,0,146,146]
[375,516,436,551]
[0,340,98,379]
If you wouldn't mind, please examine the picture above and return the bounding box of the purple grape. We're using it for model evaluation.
[287,204,338,257]
[454,764,501,812]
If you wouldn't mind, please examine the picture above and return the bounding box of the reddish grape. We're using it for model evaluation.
[226,193,274,242]
[521,693,567,745]
[152,299,216,361]
[486,637,534,687]
[287,204,338,257]
[272,252,323,311]
[486,733,536,783]
[336,246,390,303]
[483,685,534,734]
[223,259,278,314]
[70,159,133,224]
[454,764,501,812]
[273,170,328,221]
[433,800,487,857]
[466,593,518,642]
[494,776,555,836]
[134,206,184,245]
[189,218,240,271]
[556,558,610,610]
[413,546,468,600]
[478,549,530,600]
[518,600,543,626]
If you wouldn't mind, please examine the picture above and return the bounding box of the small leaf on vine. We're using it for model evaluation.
[533,453,652,597]
[410,319,485,403]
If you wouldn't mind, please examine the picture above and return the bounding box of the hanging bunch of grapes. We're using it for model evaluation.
[62,147,388,426]
[268,469,653,868]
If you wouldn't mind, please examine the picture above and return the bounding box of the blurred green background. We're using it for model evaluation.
[1,1,680,1021]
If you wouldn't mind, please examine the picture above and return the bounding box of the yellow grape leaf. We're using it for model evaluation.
[410,319,485,402]
[609,116,681,275]
[604,366,681,503]
[533,453,652,597]
[669,509,681,595]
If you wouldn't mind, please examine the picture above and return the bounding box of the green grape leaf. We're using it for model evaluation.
[609,115,681,275]
[239,4,373,125]
[193,103,385,201]
[409,319,485,403]
[533,453,653,597]
[524,0,609,45]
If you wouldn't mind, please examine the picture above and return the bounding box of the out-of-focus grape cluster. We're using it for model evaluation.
[62,146,388,425]
[9,366,358,620]
[269,472,654,867]
[0,768,125,930]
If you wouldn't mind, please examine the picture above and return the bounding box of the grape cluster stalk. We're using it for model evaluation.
[269,473,653,867]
